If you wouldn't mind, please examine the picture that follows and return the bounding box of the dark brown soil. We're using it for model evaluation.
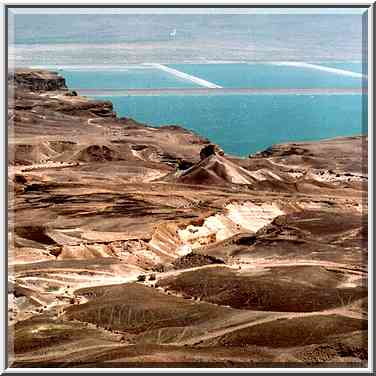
[157,266,367,312]
[209,315,367,348]
[63,283,235,334]
[9,69,368,367]
[172,252,225,270]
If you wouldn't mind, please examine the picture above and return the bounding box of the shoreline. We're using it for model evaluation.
[9,59,364,69]
[8,68,366,158]
[76,87,364,96]
[8,69,368,367]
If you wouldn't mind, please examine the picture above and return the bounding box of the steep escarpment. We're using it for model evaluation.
[8,69,68,92]
[9,69,367,368]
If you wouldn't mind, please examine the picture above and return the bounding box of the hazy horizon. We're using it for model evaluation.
[8,9,367,66]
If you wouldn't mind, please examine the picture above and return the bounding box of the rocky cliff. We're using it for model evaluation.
[8,69,68,92]
[8,69,368,368]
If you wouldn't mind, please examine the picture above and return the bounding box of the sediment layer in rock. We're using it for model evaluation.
[8,69,367,368]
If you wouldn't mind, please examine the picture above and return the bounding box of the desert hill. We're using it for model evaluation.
[8,69,368,368]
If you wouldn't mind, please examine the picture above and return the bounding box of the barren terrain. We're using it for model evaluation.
[8,69,367,368]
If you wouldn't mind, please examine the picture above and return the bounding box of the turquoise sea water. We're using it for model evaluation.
[59,62,366,157]
[62,62,364,90]
[322,62,365,74]
[97,93,365,156]
[168,63,363,89]
[62,68,200,89]
[10,11,367,157]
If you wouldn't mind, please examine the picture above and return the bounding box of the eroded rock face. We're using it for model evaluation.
[200,143,225,160]
[8,69,68,92]
[8,69,368,367]
[172,252,225,270]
